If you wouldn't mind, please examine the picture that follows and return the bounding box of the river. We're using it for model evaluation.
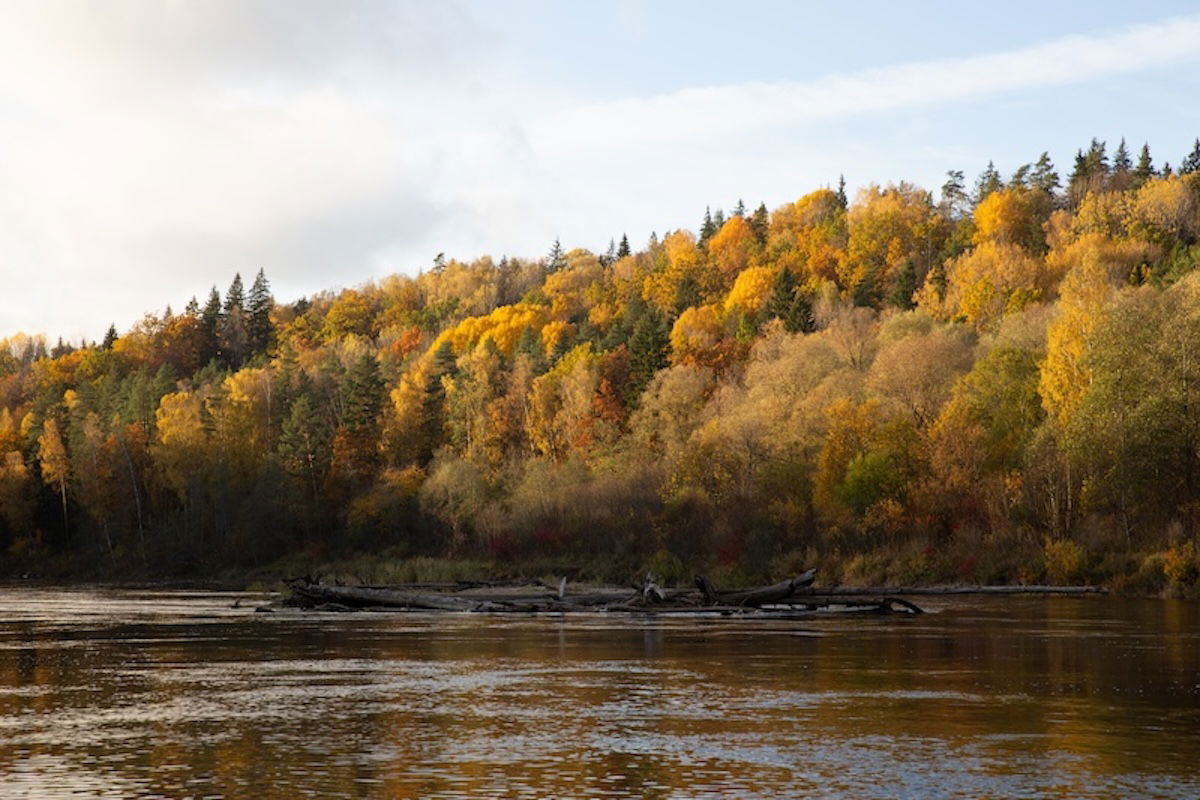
[0,588,1197,798]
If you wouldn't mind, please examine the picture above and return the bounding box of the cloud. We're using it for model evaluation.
[0,1,526,339]
[529,14,1200,156]
[1,6,1197,343]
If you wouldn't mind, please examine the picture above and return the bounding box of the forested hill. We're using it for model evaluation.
[3,137,1200,591]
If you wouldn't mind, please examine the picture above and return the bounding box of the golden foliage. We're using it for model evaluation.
[724,266,776,314]
[708,215,757,275]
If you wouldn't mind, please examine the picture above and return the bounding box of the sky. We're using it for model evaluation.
[2,1,1199,344]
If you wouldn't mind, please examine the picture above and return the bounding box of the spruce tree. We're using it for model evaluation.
[836,175,848,207]
[419,341,458,463]
[1181,138,1200,175]
[1113,138,1132,173]
[515,325,547,374]
[974,161,1003,203]
[617,234,631,259]
[673,274,701,313]
[766,267,798,322]
[1133,143,1155,187]
[749,203,769,244]
[626,311,669,406]
[342,353,385,431]
[602,238,616,267]
[766,268,815,333]
[546,238,565,272]
[549,328,573,364]
[278,392,333,499]
[201,287,221,365]
[224,273,244,314]
[102,324,118,350]
[940,170,969,218]
[247,269,273,355]
[699,206,716,243]
[1031,152,1060,195]
[217,273,249,369]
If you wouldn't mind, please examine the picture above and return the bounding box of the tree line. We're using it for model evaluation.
[3,135,1200,591]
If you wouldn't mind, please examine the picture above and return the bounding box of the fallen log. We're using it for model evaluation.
[279,568,923,616]
[291,583,476,611]
[695,568,817,607]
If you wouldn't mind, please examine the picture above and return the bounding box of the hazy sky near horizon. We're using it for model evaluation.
[2,0,1199,343]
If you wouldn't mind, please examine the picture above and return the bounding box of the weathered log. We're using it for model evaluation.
[695,569,817,607]
[292,583,475,611]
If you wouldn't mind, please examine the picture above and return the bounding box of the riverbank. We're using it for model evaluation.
[4,535,1197,598]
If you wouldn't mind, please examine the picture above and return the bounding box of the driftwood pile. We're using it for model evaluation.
[281,568,925,616]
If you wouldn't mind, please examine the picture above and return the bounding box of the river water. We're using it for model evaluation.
[0,588,1196,799]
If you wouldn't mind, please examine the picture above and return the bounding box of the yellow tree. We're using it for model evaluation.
[669,304,728,369]
[1039,253,1113,429]
[153,391,208,509]
[917,241,1051,331]
[766,189,847,284]
[38,417,70,535]
[972,187,1053,253]
[642,230,722,313]
[844,183,944,306]
[707,215,758,277]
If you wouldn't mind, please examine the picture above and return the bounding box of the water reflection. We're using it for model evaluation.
[0,589,1197,798]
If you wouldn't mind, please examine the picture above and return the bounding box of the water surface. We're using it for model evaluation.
[0,588,1197,798]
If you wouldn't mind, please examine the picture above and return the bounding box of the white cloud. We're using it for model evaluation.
[0,6,1197,343]
[529,14,1200,156]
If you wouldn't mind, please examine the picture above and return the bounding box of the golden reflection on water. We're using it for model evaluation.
[0,589,1197,799]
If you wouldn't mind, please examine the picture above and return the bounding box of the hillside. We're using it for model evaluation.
[3,137,1200,592]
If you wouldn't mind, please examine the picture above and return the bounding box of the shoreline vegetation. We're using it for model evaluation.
[3,136,1200,598]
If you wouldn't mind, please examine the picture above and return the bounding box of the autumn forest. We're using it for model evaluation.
[4,137,1200,592]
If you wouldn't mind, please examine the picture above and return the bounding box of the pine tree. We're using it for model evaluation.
[890,261,918,310]
[546,238,565,272]
[1083,138,1109,176]
[766,268,814,333]
[940,170,969,218]
[617,234,631,259]
[341,353,385,431]
[699,206,716,243]
[1009,164,1031,188]
[749,202,769,245]
[1113,138,1132,173]
[673,274,701,314]
[419,341,458,463]
[549,328,573,364]
[836,175,848,207]
[515,325,547,374]
[201,287,221,365]
[1181,138,1200,175]
[1133,143,1155,187]
[102,324,118,350]
[601,238,616,267]
[278,392,333,499]
[974,161,1003,203]
[224,273,244,314]
[247,269,273,355]
[217,273,249,369]
[766,267,797,322]
[1031,152,1060,195]
[626,311,670,406]
[732,198,746,218]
